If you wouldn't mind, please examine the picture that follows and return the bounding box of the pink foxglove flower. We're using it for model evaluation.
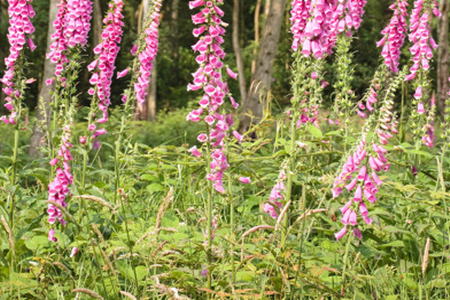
[417,102,425,114]
[239,177,251,184]
[70,247,78,257]
[117,68,129,79]
[48,228,57,242]
[334,226,347,240]
[377,0,408,73]
[232,130,243,143]
[189,146,202,157]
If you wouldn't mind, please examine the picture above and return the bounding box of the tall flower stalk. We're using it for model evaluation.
[1,0,37,233]
[333,66,404,241]
[81,0,125,196]
[285,0,368,246]
[406,0,440,148]
[45,0,93,233]
[187,0,239,291]
[109,0,162,293]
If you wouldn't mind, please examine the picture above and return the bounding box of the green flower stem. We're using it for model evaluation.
[281,117,296,249]
[204,124,214,295]
[225,139,236,283]
[9,126,19,230]
[341,233,353,296]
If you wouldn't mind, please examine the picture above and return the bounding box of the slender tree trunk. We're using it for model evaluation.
[239,0,287,132]
[171,0,180,61]
[29,0,59,158]
[233,0,246,104]
[438,0,449,116]
[251,0,262,75]
[148,62,157,121]
[92,0,103,46]
[0,84,5,115]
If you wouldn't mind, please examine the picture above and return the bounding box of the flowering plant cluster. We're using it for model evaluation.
[187,0,239,194]
[0,0,36,125]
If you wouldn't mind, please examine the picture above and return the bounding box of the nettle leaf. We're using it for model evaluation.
[306,124,323,139]
[355,243,382,258]
[136,266,148,282]
[161,212,179,228]
[24,235,50,251]
[325,130,341,137]
[147,183,164,193]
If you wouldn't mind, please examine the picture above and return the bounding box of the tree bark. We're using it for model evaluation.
[29,0,59,158]
[438,0,449,116]
[239,0,287,132]
[232,0,247,104]
[92,0,103,46]
[251,0,262,75]
[0,84,5,115]
[264,0,271,17]
[148,62,157,121]
[171,0,180,61]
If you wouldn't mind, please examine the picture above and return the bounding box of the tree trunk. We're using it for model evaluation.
[29,0,59,158]
[0,84,5,115]
[438,0,449,116]
[238,0,287,132]
[92,0,103,46]
[171,0,180,61]
[251,0,262,75]
[232,0,246,104]
[148,62,157,121]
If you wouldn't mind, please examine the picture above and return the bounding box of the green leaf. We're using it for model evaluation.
[378,241,404,248]
[405,149,433,158]
[141,174,159,182]
[147,183,164,193]
[236,271,254,282]
[136,266,148,282]
[24,235,50,251]
[306,125,323,139]
[325,130,341,137]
